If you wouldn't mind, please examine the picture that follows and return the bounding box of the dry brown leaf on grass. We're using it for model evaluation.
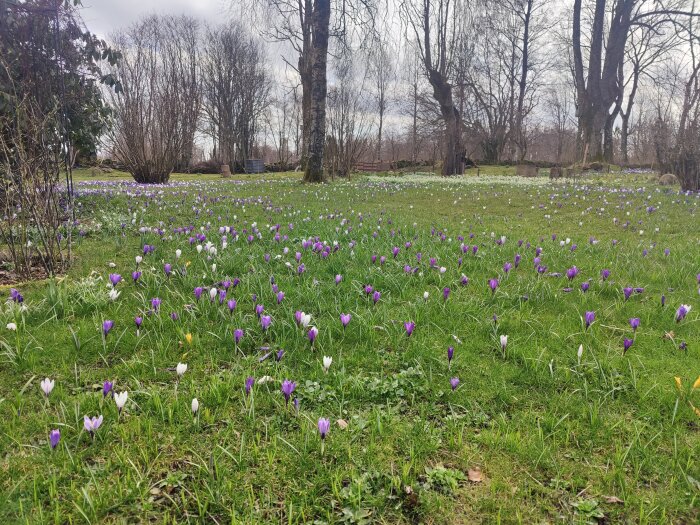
[336,419,348,430]
[467,468,483,483]
[603,495,624,504]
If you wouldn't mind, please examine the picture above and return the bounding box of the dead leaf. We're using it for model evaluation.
[664,331,675,340]
[467,468,483,483]
[336,419,348,430]
[693,375,700,390]
[603,495,624,504]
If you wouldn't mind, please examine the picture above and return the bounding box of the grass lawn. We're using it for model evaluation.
[0,170,698,524]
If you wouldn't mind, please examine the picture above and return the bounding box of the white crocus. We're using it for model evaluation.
[322,356,333,373]
[176,362,188,377]
[175,249,182,259]
[191,398,199,414]
[108,288,120,301]
[6,322,17,331]
[500,334,508,350]
[40,377,54,396]
[300,312,311,327]
[577,344,583,365]
[114,391,128,413]
[209,287,217,300]
[135,255,143,265]
[423,291,429,300]
[196,245,203,254]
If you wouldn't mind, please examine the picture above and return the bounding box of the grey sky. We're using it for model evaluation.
[80,0,230,38]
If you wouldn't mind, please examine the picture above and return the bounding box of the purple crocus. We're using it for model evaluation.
[164,263,172,277]
[102,380,113,397]
[151,297,161,311]
[281,379,296,406]
[9,288,23,303]
[443,287,451,301]
[227,299,237,312]
[109,273,122,287]
[629,318,640,331]
[308,326,318,344]
[623,287,633,301]
[404,321,415,337]
[49,429,60,449]
[276,349,285,361]
[335,274,343,285]
[83,415,103,438]
[623,338,634,354]
[234,328,244,344]
[450,377,460,391]
[503,262,512,274]
[102,320,114,337]
[318,417,330,439]
[372,290,381,304]
[132,271,141,283]
[447,346,454,366]
[566,266,579,280]
[489,278,499,293]
[260,315,272,331]
[340,313,351,328]
[134,316,143,329]
[601,269,610,281]
[255,304,264,317]
[276,291,285,304]
[676,304,691,323]
[194,287,204,301]
[581,282,589,292]
[245,376,254,396]
[585,311,595,329]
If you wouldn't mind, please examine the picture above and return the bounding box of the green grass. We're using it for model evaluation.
[0,170,698,524]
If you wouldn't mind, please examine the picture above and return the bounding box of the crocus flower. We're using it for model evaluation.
[489,278,499,293]
[450,377,460,391]
[404,321,415,337]
[227,299,237,312]
[281,379,296,405]
[443,287,451,301]
[49,429,60,449]
[176,362,187,377]
[585,311,595,329]
[164,263,172,277]
[276,291,285,304]
[623,338,634,354]
[132,271,141,283]
[661,295,666,307]
[623,287,633,301]
[676,304,691,322]
[500,335,508,352]
[109,273,122,287]
[322,355,332,372]
[581,282,589,292]
[447,346,454,366]
[601,269,610,281]
[234,329,244,344]
[114,391,128,413]
[103,380,113,397]
[372,290,381,304]
[83,415,103,437]
[102,320,114,336]
[245,376,254,396]
[503,262,512,274]
[255,304,264,317]
[566,266,579,280]
[340,313,351,328]
[318,417,330,439]
[151,297,161,311]
[260,315,272,331]
[191,398,199,414]
[6,322,16,330]
[134,316,143,330]
[10,288,23,303]
[335,274,342,285]
[308,326,318,343]
[194,287,203,300]
[40,378,54,397]
[629,318,640,331]
[276,349,285,361]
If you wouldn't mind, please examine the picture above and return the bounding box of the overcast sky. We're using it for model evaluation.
[80,0,231,38]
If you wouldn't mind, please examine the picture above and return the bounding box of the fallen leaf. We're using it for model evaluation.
[675,376,683,391]
[467,468,483,483]
[336,419,348,430]
[693,375,700,390]
[603,495,624,504]
[664,331,675,340]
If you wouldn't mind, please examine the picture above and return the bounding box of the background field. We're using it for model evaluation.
[0,171,698,524]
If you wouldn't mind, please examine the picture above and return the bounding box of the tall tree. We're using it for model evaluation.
[403,0,466,175]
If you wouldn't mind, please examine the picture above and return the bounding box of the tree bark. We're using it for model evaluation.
[303,0,330,183]
[428,69,463,175]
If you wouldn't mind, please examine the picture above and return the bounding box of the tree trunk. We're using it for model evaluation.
[427,69,463,176]
[620,112,630,164]
[303,0,330,183]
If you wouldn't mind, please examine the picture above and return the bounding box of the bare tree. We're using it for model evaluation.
[201,22,270,172]
[403,0,467,175]
[325,50,373,178]
[368,35,395,161]
[107,16,201,183]
[572,0,699,164]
